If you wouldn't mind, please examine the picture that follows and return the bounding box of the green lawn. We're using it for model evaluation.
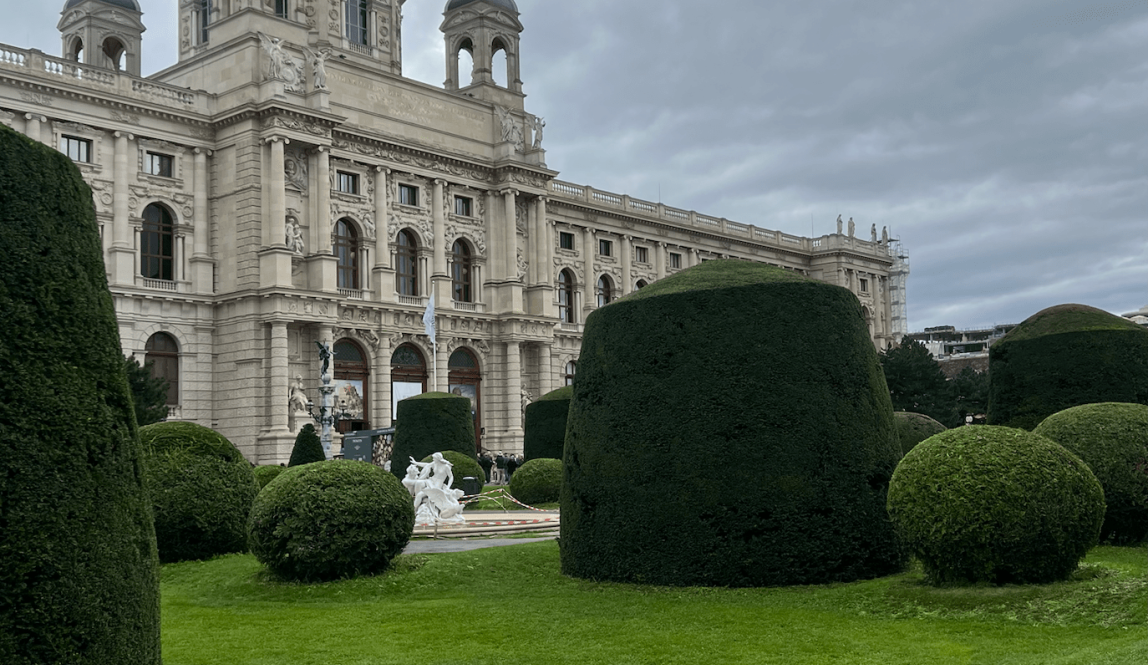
[160,543,1147,665]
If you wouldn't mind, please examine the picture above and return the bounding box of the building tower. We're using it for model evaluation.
[58,0,145,76]
[888,239,911,340]
[442,0,524,108]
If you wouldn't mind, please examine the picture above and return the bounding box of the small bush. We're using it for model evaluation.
[894,412,947,455]
[253,465,285,489]
[1034,402,1148,544]
[140,422,259,563]
[887,426,1105,585]
[415,451,485,492]
[248,460,415,582]
[391,392,476,482]
[523,386,573,461]
[288,423,326,467]
[510,458,563,505]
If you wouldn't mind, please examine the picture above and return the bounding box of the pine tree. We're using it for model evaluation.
[880,336,956,426]
[124,356,170,426]
[289,423,327,466]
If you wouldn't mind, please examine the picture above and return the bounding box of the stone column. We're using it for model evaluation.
[506,340,523,434]
[621,234,633,295]
[315,147,331,253]
[374,167,390,267]
[376,335,393,427]
[23,113,44,144]
[582,226,595,313]
[432,179,449,303]
[656,242,667,281]
[538,343,553,397]
[533,197,550,286]
[110,131,134,285]
[268,137,287,247]
[484,190,500,278]
[436,340,449,395]
[502,189,518,279]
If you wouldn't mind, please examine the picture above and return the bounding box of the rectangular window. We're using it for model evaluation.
[454,196,472,217]
[559,232,574,250]
[669,252,682,269]
[145,152,173,178]
[860,278,870,293]
[598,239,612,257]
[60,135,91,163]
[635,246,649,263]
[345,0,368,45]
[399,184,419,207]
[200,0,212,44]
[337,171,359,195]
[275,0,289,19]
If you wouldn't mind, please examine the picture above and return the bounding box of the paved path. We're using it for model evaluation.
[404,535,556,554]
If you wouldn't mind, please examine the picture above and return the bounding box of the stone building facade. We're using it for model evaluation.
[0,0,902,462]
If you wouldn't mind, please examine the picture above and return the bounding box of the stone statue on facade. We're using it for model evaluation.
[288,375,309,431]
[258,32,304,93]
[405,453,466,526]
[521,387,533,415]
[871,224,877,243]
[286,218,305,254]
[316,341,332,381]
[496,106,525,152]
[531,116,545,150]
[303,47,332,91]
[836,214,843,234]
[881,226,889,244]
[848,217,855,237]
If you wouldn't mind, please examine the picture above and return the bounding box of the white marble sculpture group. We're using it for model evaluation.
[403,452,466,527]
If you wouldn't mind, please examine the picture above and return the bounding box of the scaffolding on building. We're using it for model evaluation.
[887,239,910,340]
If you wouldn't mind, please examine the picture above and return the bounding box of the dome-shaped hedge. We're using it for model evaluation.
[391,392,476,482]
[888,426,1105,586]
[140,422,259,563]
[988,304,1148,430]
[561,260,906,587]
[524,386,573,461]
[510,458,563,505]
[417,450,486,492]
[288,423,325,466]
[248,460,415,582]
[1034,403,1148,544]
[0,125,160,664]
[254,465,286,489]
[894,411,947,455]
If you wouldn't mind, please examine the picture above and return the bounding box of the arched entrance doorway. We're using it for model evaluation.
[391,344,428,423]
[334,339,369,433]
[448,348,482,453]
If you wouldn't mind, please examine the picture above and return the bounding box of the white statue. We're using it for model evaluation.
[288,375,308,413]
[881,226,889,244]
[285,219,305,254]
[258,32,288,81]
[405,452,464,526]
[871,224,878,243]
[531,116,545,150]
[520,387,533,415]
[496,106,524,152]
[303,47,332,91]
[836,214,843,234]
[848,217,855,237]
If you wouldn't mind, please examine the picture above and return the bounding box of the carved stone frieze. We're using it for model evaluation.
[285,149,309,192]
[331,138,489,181]
[263,115,330,138]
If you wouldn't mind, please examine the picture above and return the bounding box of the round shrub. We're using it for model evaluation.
[988,304,1148,430]
[416,450,486,492]
[289,423,325,466]
[1034,402,1148,544]
[561,260,906,587]
[894,411,947,455]
[391,392,476,482]
[140,422,259,563]
[510,458,563,505]
[254,465,286,489]
[0,125,161,664]
[888,426,1105,586]
[248,460,415,582]
[524,386,573,461]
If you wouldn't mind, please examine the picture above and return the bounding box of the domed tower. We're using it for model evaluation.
[442,0,524,106]
[58,0,145,76]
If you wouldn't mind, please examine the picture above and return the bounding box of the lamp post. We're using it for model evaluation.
[309,341,353,458]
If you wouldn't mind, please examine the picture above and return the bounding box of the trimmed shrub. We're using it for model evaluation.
[140,422,259,563]
[391,392,476,482]
[987,304,1148,430]
[289,423,326,466]
[561,260,906,587]
[417,450,486,492]
[248,460,415,582]
[0,126,161,664]
[510,458,563,505]
[524,386,573,461]
[254,465,286,489]
[1034,402,1148,544]
[894,411,947,455]
[887,426,1105,586]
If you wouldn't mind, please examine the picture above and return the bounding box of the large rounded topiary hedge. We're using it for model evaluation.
[523,386,573,461]
[254,465,286,489]
[888,426,1105,586]
[248,460,415,582]
[894,411,947,455]
[1034,403,1148,544]
[510,458,563,505]
[390,392,476,482]
[0,126,161,664]
[140,421,259,563]
[289,423,326,466]
[561,260,906,587]
[987,304,1148,430]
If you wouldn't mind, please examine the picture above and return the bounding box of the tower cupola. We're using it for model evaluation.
[442,0,524,106]
[58,0,145,76]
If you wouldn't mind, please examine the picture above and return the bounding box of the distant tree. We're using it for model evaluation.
[950,366,989,425]
[880,336,955,426]
[125,356,169,426]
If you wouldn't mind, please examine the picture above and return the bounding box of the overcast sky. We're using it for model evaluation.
[7,0,1146,331]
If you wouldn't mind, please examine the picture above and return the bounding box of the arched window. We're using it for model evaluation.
[558,269,575,323]
[345,0,368,45]
[145,332,179,405]
[457,39,474,87]
[396,229,419,296]
[491,38,508,87]
[451,240,473,303]
[102,37,126,70]
[141,203,174,281]
[596,275,613,308]
[636,279,648,290]
[334,219,359,290]
[448,348,482,453]
[564,361,577,387]
[391,344,428,421]
[334,339,368,432]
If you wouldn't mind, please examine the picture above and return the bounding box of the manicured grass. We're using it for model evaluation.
[160,543,1147,665]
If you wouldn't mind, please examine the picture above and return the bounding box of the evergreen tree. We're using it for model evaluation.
[289,423,327,466]
[124,356,169,426]
[950,366,989,424]
[880,336,956,426]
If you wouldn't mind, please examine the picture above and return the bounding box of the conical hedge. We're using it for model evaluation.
[390,392,476,481]
[523,385,573,461]
[289,423,326,466]
[0,126,161,663]
[560,260,906,587]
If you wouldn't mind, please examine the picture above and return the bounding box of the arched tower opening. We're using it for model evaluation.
[441,0,524,105]
[58,0,145,77]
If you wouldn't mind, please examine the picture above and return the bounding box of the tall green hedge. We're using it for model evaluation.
[560,260,906,587]
[987,304,1148,430]
[289,423,326,466]
[0,126,161,663]
[524,386,573,461]
[391,392,476,482]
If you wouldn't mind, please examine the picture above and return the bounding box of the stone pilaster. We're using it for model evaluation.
[110,131,135,286]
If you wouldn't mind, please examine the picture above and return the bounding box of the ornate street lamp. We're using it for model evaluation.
[309,341,353,458]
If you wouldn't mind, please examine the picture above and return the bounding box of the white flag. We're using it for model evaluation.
[422,294,436,340]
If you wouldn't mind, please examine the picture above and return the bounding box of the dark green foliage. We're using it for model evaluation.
[881,336,956,427]
[248,460,415,582]
[1034,403,1148,544]
[561,260,906,587]
[524,386,573,461]
[887,426,1105,586]
[418,451,485,492]
[894,412,947,455]
[254,465,286,489]
[988,304,1148,430]
[510,458,563,505]
[0,126,161,664]
[124,355,170,426]
[950,366,989,424]
[391,392,476,482]
[289,423,326,466]
[140,421,259,563]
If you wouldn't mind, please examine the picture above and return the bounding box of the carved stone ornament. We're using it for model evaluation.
[331,138,489,181]
[495,105,525,152]
[284,150,309,192]
[263,115,330,138]
[390,213,432,246]
[258,32,305,93]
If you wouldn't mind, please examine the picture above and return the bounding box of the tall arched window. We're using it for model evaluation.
[334,219,359,289]
[141,203,174,281]
[345,0,368,45]
[334,339,369,432]
[448,348,482,453]
[145,332,179,405]
[564,360,577,387]
[451,240,472,302]
[396,230,419,296]
[636,279,648,290]
[391,344,428,421]
[596,275,613,308]
[558,269,575,323]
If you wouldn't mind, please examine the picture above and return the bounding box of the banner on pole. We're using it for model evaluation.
[423,294,436,341]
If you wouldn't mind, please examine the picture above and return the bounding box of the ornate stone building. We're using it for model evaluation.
[0,0,901,462]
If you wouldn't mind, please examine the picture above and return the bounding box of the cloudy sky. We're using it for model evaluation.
[7,0,1147,331]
